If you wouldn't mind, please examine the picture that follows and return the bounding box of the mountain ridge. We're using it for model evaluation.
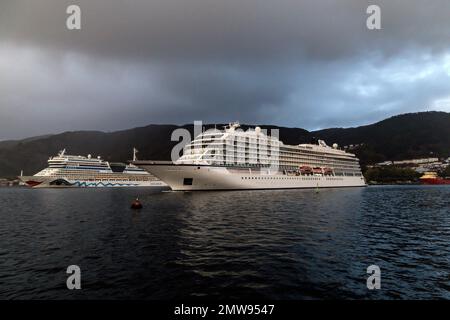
[1,111,449,178]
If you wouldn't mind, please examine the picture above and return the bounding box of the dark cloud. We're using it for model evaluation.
[0,0,450,139]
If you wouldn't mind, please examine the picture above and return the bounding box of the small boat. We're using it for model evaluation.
[419,172,450,185]
[299,166,313,175]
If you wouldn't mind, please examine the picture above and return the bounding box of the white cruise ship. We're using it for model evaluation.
[134,123,366,191]
[19,149,166,188]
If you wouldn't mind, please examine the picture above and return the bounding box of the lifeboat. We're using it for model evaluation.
[312,167,323,174]
[299,166,313,174]
[323,168,334,176]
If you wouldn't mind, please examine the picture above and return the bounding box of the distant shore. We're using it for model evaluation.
[367,181,420,186]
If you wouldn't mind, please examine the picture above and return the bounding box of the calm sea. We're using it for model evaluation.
[0,185,449,299]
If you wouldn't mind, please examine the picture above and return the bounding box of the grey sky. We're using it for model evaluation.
[1,0,450,140]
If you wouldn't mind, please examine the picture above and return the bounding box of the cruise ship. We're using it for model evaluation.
[19,149,166,188]
[134,123,366,191]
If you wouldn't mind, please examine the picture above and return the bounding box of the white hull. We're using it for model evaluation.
[137,163,366,191]
[19,176,167,188]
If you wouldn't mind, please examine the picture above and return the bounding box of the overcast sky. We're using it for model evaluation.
[1,0,450,140]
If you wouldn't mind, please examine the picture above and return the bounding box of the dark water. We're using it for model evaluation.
[0,185,449,300]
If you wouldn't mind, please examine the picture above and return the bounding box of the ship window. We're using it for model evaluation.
[183,178,193,185]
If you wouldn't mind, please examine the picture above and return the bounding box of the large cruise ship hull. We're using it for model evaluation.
[19,176,167,188]
[135,162,367,191]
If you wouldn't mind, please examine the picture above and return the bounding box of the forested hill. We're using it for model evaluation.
[1,111,449,177]
[313,111,450,165]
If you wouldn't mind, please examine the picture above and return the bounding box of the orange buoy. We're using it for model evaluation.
[131,197,143,209]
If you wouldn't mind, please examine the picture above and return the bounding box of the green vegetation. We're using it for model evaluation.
[315,111,450,165]
[364,166,421,184]
[440,165,450,178]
